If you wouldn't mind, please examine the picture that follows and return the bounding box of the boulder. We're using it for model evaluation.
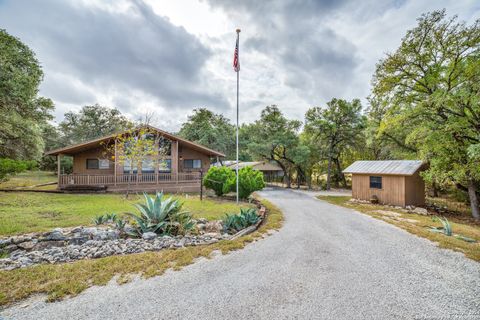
[33,240,66,251]
[205,220,223,233]
[46,230,66,241]
[413,207,429,215]
[142,232,157,240]
[17,241,36,251]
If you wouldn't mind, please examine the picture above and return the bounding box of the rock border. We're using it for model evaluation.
[0,205,268,271]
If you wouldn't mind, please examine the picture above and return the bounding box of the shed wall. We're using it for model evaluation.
[351,174,406,206]
[404,171,425,206]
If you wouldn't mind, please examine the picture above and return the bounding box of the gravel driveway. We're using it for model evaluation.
[2,188,479,320]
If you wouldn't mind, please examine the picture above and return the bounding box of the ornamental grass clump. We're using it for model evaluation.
[126,192,195,237]
[223,208,260,233]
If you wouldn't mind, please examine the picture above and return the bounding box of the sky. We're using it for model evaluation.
[0,0,478,131]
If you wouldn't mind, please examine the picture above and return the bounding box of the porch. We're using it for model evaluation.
[58,172,202,193]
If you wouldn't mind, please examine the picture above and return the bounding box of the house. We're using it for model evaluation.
[343,160,425,207]
[45,125,225,193]
[221,161,284,182]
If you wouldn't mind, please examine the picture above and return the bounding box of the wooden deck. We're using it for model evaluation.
[58,173,202,193]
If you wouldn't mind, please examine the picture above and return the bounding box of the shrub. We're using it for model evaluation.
[235,166,266,199]
[203,166,235,196]
[126,192,194,237]
[92,213,118,225]
[223,208,260,233]
[0,158,28,181]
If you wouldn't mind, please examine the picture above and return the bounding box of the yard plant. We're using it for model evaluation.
[223,208,260,233]
[236,166,266,199]
[203,166,235,196]
[126,192,195,237]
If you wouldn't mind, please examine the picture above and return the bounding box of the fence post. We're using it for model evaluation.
[200,170,203,201]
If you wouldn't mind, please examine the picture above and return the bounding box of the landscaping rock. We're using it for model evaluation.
[17,241,36,251]
[0,239,12,248]
[33,240,66,251]
[4,244,18,253]
[205,220,223,233]
[46,230,66,241]
[412,207,429,215]
[142,232,157,240]
[375,210,402,218]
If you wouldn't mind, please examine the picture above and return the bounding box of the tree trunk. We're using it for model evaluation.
[467,179,480,221]
[326,156,332,190]
[335,158,347,188]
[432,181,439,198]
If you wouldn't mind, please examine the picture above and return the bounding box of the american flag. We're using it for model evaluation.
[233,37,240,72]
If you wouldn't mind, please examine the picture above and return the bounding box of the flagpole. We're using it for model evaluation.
[235,28,240,204]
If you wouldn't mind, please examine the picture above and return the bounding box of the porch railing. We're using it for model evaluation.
[59,172,201,186]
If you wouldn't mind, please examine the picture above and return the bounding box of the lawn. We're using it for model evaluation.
[317,195,480,262]
[0,192,254,236]
[0,171,57,190]
[0,198,283,306]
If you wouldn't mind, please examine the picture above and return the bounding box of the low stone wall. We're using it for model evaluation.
[0,225,228,270]
[0,205,267,270]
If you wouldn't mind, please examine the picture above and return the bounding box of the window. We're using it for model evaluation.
[159,159,172,172]
[123,159,138,173]
[99,159,110,169]
[158,137,172,155]
[184,159,201,169]
[369,176,382,189]
[141,159,155,173]
[86,159,99,169]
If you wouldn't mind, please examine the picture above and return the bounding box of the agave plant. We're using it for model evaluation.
[126,192,194,237]
[223,208,260,233]
[92,214,107,225]
[429,216,452,236]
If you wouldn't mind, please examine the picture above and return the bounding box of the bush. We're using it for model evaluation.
[0,158,29,181]
[235,166,266,199]
[222,208,260,233]
[203,166,235,196]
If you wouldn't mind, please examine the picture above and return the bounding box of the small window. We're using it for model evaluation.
[184,159,202,169]
[86,159,99,169]
[370,176,382,189]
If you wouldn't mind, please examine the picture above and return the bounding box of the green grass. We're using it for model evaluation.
[317,195,480,262]
[0,192,254,236]
[0,171,57,190]
[0,197,283,306]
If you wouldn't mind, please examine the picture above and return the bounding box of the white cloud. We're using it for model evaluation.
[0,0,478,131]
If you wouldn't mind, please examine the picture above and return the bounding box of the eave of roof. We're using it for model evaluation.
[45,125,226,157]
[343,160,424,176]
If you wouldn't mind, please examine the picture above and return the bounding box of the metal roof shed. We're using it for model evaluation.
[343,160,425,207]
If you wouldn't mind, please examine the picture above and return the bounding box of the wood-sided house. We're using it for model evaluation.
[343,160,426,207]
[45,125,225,193]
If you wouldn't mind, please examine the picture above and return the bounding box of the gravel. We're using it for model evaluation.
[2,188,479,320]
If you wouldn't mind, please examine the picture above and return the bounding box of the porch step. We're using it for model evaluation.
[62,185,108,193]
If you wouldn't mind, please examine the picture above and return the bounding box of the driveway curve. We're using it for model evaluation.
[2,189,480,319]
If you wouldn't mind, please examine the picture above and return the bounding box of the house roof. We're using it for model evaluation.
[343,160,424,176]
[45,125,225,157]
[224,161,284,171]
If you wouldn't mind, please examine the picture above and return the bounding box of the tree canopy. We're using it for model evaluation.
[59,104,133,145]
[0,29,54,160]
[371,10,480,219]
[178,108,236,159]
[305,98,365,189]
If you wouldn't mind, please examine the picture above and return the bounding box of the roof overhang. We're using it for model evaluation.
[45,125,226,157]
